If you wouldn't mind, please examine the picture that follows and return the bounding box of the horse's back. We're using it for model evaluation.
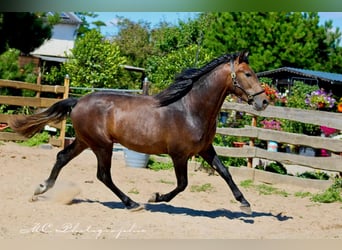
[70,91,160,146]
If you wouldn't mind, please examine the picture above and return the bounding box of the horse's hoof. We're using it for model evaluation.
[29,196,38,202]
[148,192,159,203]
[240,205,252,215]
[128,204,145,212]
[34,183,48,195]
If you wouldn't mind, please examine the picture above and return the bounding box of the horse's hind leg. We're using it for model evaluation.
[32,138,87,199]
[93,145,142,210]
[149,156,188,203]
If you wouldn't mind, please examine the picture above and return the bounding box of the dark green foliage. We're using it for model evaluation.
[0,48,36,82]
[0,12,52,54]
[265,162,287,175]
[297,171,330,180]
[199,12,342,73]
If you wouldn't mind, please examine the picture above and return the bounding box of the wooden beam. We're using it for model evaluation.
[0,132,27,141]
[0,96,59,108]
[222,102,342,130]
[0,79,65,94]
[216,126,342,152]
[214,146,342,172]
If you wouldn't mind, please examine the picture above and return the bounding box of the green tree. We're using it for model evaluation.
[114,18,153,68]
[64,29,126,89]
[0,48,36,82]
[200,12,342,73]
[75,12,106,37]
[151,18,202,56]
[145,15,211,92]
[146,44,212,93]
[0,12,53,54]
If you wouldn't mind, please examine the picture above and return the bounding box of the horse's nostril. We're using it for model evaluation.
[263,99,269,107]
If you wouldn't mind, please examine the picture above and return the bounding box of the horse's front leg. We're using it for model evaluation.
[31,139,87,201]
[199,144,251,214]
[148,156,188,203]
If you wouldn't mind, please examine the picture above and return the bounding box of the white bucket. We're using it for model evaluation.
[123,148,149,168]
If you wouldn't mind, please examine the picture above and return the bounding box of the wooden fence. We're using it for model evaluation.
[215,102,342,174]
[1,77,341,175]
[0,76,70,147]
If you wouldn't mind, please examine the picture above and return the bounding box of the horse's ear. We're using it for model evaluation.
[238,50,249,64]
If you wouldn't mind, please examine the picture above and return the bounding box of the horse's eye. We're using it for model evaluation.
[245,72,252,77]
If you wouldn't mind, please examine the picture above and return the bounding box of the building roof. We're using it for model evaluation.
[31,39,75,58]
[47,12,82,25]
[257,67,342,85]
[30,12,80,60]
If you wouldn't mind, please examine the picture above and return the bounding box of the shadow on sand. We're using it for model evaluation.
[73,199,293,224]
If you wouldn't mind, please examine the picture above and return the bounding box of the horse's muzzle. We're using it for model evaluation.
[252,96,269,111]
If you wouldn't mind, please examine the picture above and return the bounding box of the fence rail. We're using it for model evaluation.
[0,77,70,147]
[1,79,341,174]
[216,102,342,174]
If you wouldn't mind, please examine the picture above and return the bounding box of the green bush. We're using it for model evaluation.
[147,158,174,171]
[311,178,342,203]
[265,162,287,175]
[297,171,330,180]
[19,132,50,146]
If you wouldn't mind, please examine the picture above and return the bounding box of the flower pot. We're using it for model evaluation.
[285,144,297,154]
[267,141,278,152]
[219,112,228,124]
[338,103,342,112]
[299,146,316,157]
[123,148,149,168]
[233,141,245,148]
[317,102,325,109]
[319,148,331,157]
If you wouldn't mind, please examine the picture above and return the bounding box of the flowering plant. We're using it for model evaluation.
[262,83,279,102]
[337,97,342,112]
[261,119,282,130]
[320,126,337,137]
[305,88,336,109]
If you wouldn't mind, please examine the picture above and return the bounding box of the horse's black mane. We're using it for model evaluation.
[154,52,245,107]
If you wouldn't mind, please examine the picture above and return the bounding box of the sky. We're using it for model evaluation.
[88,12,199,37]
[319,12,342,31]
[88,12,342,37]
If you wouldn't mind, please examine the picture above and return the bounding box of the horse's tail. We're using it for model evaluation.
[9,97,78,138]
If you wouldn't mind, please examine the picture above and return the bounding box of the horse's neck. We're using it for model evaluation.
[186,71,229,122]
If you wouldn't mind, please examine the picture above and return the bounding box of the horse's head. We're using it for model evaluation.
[228,51,269,111]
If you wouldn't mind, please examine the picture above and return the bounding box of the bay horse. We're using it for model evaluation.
[10,51,268,213]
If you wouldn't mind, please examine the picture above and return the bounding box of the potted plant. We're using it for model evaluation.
[282,81,320,136]
[260,119,282,152]
[262,83,279,105]
[337,97,342,113]
[305,88,336,110]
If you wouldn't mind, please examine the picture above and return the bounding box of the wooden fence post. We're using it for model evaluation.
[35,68,42,98]
[247,116,257,168]
[142,77,149,96]
[59,75,70,148]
